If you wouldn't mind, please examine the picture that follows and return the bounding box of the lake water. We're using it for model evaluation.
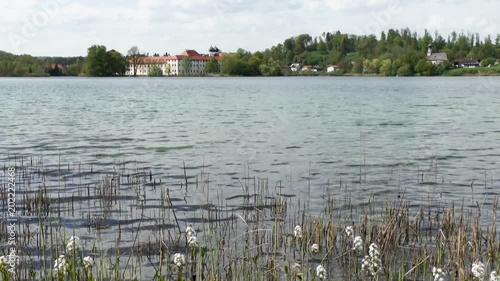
[1,76,499,276]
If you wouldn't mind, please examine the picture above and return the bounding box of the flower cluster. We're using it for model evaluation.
[345,226,353,238]
[66,236,83,255]
[173,253,186,268]
[53,255,69,277]
[432,267,448,281]
[491,271,500,281]
[83,256,94,270]
[293,225,303,239]
[316,264,327,280]
[310,243,320,254]
[0,256,7,267]
[53,236,93,278]
[472,260,486,280]
[362,243,382,276]
[353,236,363,251]
[186,224,198,247]
[291,262,301,275]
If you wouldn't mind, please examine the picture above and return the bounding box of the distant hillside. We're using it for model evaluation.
[0,50,14,58]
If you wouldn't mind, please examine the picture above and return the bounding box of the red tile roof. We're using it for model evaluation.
[50,64,64,69]
[133,49,222,64]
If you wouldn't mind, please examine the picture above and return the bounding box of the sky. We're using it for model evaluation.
[0,0,498,57]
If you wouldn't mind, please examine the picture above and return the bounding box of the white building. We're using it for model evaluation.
[327,65,339,72]
[290,63,302,72]
[426,44,448,65]
[126,49,222,76]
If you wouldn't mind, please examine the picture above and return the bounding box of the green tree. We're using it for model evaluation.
[248,56,262,75]
[259,59,283,76]
[379,59,393,76]
[397,64,412,76]
[414,59,434,76]
[205,57,219,73]
[107,49,128,75]
[84,45,109,76]
[481,57,496,67]
[148,65,163,76]
[181,56,192,75]
[351,58,364,74]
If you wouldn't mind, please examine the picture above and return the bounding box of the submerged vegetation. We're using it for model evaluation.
[0,159,499,281]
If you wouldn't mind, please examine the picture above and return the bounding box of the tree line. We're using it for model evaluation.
[1,28,499,77]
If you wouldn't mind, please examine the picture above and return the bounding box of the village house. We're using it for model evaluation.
[327,65,339,72]
[453,58,481,68]
[126,48,222,76]
[290,63,302,72]
[426,44,448,65]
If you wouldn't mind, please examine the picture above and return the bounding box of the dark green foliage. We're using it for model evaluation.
[83,45,128,76]
[205,57,219,74]
[0,54,45,76]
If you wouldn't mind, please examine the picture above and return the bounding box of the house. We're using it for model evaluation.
[290,63,302,72]
[126,48,222,76]
[453,58,481,68]
[301,65,314,71]
[327,65,339,72]
[312,65,324,72]
[426,44,448,65]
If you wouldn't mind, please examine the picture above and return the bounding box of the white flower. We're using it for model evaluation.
[186,224,196,238]
[53,255,68,277]
[188,236,198,247]
[293,225,303,239]
[353,236,363,251]
[316,264,327,280]
[311,243,320,254]
[292,262,301,274]
[432,267,448,281]
[83,256,94,270]
[173,253,186,267]
[66,236,82,255]
[0,256,7,266]
[490,271,500,281]
[345,226,353,238]
[472,260,486,280]
[361,243,382,276]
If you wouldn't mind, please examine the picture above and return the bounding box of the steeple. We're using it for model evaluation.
[427,44,433,57]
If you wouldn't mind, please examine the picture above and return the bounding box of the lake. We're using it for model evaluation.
[1,76,499,278]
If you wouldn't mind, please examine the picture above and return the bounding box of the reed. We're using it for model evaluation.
[0,160,499,280]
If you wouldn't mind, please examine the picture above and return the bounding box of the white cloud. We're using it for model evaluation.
[138,0,161,9]
[425,15,445,30]
[0,0,499,56]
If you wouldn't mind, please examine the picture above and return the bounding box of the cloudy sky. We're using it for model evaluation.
[0,0,498,57]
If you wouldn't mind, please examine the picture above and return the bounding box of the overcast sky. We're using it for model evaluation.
[0,0,498,57]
